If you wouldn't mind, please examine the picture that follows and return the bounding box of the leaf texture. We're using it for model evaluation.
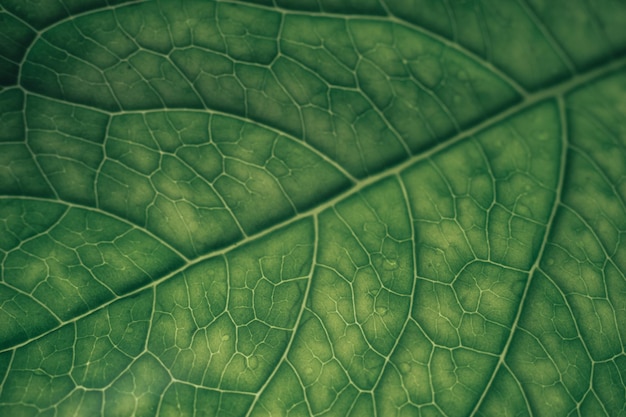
[0,0,625,416]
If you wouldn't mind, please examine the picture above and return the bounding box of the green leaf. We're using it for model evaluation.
[1,0,625,416]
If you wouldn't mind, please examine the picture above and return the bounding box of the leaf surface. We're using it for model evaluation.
[0,0,625,416]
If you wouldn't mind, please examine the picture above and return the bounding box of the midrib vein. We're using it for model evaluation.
[1,54,624,355]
